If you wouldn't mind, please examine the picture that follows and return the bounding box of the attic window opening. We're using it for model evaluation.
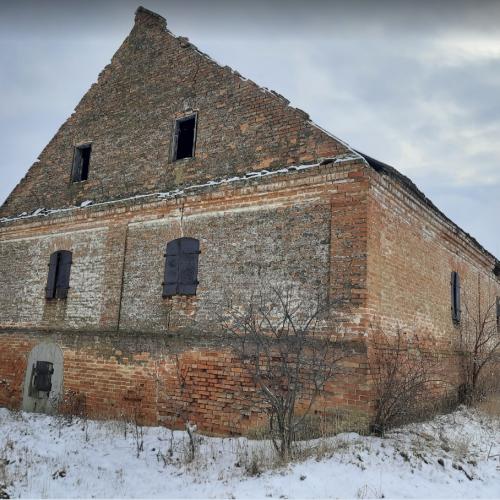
[72,144,92,182]
[173,115,197,161]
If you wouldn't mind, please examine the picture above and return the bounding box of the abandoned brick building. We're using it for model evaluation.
[1,7,499,434]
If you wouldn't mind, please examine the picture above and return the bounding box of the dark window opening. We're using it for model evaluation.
[163,237,200,297]
[46,250,72,299]
[72,144,92,182]
[30,361,54,396]
[451,271,461,324]
[173,115,196,161]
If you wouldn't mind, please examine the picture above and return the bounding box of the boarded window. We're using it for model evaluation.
[173,115,196,161]
[451,271,461,324]
[31,361,54,395]
[46,250,72,299]
[71,144,91,182]
[163,237,200,297]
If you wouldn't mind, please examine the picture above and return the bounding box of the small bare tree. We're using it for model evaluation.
[220,286,351,459]
[173,354,197,462]
[458,278,500,405]
[369,328,444,434]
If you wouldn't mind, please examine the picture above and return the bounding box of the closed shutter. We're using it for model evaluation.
[178,238,200,295]
[45,252,59,299]
[496,297,500,330]
[163,239,180,297]
[55,250,72,299]
[451,271,461,323]
[455,272,461,323]
[163,237,200,297]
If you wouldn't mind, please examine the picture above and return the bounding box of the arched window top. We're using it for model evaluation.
[46,250,72,299]
[163,238,200,297]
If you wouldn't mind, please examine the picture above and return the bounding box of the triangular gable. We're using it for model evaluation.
[1,6,351,218]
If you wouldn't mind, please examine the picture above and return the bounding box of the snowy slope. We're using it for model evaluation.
[0,407,498,499]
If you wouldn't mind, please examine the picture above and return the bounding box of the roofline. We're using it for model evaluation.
[357,150,500,271]
[0,153,362,226]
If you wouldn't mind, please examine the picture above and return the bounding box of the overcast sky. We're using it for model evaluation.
[1,0,499,257]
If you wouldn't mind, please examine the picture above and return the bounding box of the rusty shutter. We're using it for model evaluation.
[45,252,59,299]
[55,250,72,299]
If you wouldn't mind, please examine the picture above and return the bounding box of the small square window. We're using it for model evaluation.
[173,115,197,161]
[72,144,92,182]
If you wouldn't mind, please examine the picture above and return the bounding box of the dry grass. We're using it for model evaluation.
[245,408,370,441]
[477,393,500,418]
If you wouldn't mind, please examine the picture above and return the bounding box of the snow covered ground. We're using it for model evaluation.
[0,406,498,499]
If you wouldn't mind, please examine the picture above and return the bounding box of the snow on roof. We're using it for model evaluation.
[0,153,361,225]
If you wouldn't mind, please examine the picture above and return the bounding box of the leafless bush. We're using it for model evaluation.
[220,286,353,459]
[171,354,198,463]
[369,328,445,434]
[59,390,88,440]
[458,278,500,405]
[133,405,144,458]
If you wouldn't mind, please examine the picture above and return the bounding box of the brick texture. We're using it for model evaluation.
[0,7,348,219]
[0,7,498,435]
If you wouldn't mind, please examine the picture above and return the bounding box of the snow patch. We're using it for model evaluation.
[0,407,498,499]
[0,154,361,225]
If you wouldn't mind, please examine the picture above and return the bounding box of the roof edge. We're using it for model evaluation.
[0,153,362,226]
[357,150,499,270]
[135,6,167,29]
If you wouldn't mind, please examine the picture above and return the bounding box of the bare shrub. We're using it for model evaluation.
[369,328,445,434]
[132,405,144,458]
[171,354,198,463]
[477,393,500,418]
[294,408,370,440]
[59,390,88,440]
[221,286,353,459]
[458,278,500,405]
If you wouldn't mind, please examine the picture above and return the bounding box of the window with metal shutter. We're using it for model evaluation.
[163,237,200,297]
[55,250,72,299]
[496,297,500,332]
[451,271,461,324]
[45,252,59,299]
[45,250,72,299]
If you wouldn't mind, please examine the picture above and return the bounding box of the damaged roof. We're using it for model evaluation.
[357,151,500,272]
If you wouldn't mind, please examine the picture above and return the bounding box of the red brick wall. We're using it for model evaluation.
[0,7,348,218]
[0,160,368,335]
[0,160,374,433]
[367,171,499,342]
[1,154,497,432]
[0,330,371,435]
[365,170,500,400]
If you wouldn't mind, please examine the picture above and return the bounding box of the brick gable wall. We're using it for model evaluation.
[0,7,348,218]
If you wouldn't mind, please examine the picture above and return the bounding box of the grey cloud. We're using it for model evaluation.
[1,0,499,255]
